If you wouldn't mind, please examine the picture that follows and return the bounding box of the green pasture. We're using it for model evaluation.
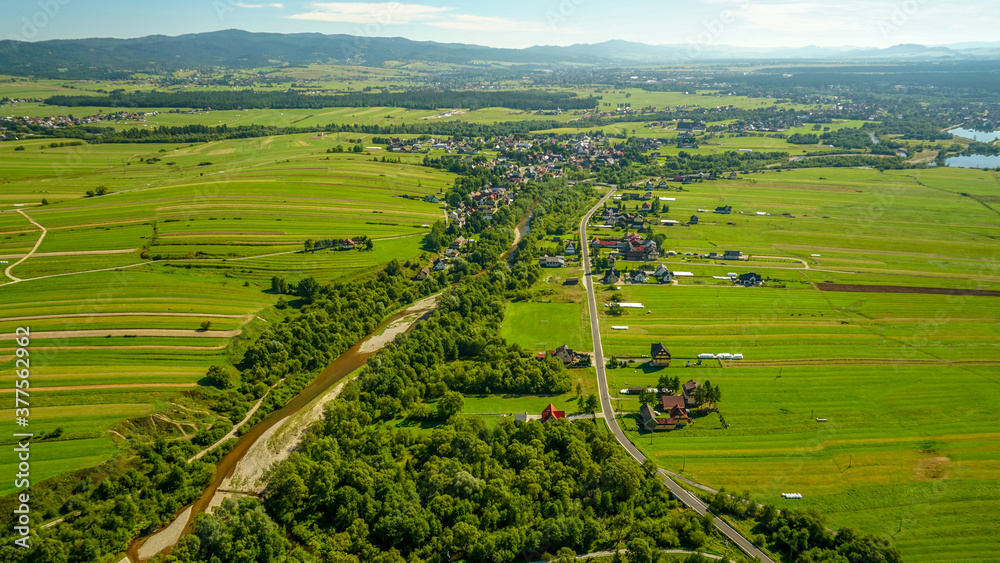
[597,283,999,362]
[591,164,1000,560]
[0,437,119,497]
[616,364,999,562]
[621,167,1000,281]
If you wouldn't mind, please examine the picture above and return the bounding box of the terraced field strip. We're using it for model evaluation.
[0,328,243,340]
[816,283,1000,297]
[0,312,250,322]
[0,383,199,393]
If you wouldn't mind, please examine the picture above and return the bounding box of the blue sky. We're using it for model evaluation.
[4,0,999,49]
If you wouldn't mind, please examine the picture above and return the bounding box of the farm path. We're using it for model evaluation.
[755,255,810,268]
[0,231,425,288]
[3,210,47,282]
[579,187,774,563]
[40,511,82,530]
[153,413,198,440]
[188,378,285,463]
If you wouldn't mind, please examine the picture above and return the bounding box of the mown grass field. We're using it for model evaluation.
[0,133,457,489]
[581,166,1000,562]
[501,301,589,352]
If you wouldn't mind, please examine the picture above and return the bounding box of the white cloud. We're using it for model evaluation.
[288,2,452,24]
[236,2,284,7]
[428,14,576,34]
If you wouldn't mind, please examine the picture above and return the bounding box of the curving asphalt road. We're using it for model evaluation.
[578,187,773,563]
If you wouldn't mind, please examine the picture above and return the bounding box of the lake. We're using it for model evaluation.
[946,154,1000,169]
[950,127,1000,143]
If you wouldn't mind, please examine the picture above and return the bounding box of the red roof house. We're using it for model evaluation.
[541,403,566,422]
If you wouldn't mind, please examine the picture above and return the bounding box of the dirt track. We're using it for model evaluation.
[815,282,1000,297]
[4,210,47,282]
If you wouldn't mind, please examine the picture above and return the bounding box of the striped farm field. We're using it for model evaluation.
[0,134,457,486]
[586,166,1000,561]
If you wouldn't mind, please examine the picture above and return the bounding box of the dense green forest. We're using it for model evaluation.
[44,90,599,111]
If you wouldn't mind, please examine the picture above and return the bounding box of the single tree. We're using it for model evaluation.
[205,365,236,389]
[437,391,465,419]
[295,277,321,303]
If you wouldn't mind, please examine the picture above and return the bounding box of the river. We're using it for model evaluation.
[125,299,437,562]
[949,127,1000,143]
[946,154,1000,169]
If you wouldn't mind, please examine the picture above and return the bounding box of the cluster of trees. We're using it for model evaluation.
[692,381,721,409]
[304,235,373,252]
[84,186,110,198]
[707,490,902,563]
[0,437,217,562]
[864,116,954,141]
[787,133,820,144]
[782,155,910,171]
[38,122,319,144]
[327,144,363,153]
[46,90,598,111]
[168,498,307,563]
[356,273,573,421]
[263,403,720,563]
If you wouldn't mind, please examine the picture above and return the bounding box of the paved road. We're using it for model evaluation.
[578,188,773,563]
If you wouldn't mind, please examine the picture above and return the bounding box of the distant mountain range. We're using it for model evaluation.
[2,30,1000,77]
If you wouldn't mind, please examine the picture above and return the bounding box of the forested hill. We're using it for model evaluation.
[0,29,591,78]
[5,29,1000,79]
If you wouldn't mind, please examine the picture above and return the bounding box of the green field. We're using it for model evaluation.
[502,301,589,352]
[582,166,1000,562]
[3,64,999,560]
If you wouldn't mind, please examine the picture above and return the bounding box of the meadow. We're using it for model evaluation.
[501,301,589,352]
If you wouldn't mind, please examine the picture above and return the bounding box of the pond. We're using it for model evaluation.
[950,127,1000,143]
[945,154,1000,169]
